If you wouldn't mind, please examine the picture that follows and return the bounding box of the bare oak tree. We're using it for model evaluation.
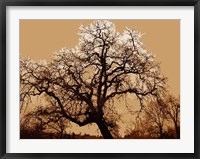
[20,20,166,139]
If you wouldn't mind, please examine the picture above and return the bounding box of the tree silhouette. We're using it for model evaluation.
[20,105,70,138]
[143,100,167,138]
[20,20,167,139]
[132,93,180,139]
[165,95,180,138]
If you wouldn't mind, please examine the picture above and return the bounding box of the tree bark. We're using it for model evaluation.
[174,123,180,139]
[159,125,164,139]
[96,120,113,139]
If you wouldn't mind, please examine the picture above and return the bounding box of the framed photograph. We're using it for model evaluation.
[0,0,199,158]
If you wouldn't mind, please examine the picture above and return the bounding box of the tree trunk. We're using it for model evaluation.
[174,123,180,139]
[159,125,164,139]
[96,120,113,139]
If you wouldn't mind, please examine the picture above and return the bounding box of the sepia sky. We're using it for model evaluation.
[20,20,180,136]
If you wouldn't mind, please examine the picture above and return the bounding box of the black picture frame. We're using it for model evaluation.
[0,0,199,158]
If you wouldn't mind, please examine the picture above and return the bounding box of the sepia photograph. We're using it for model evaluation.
[20,19,180,139]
